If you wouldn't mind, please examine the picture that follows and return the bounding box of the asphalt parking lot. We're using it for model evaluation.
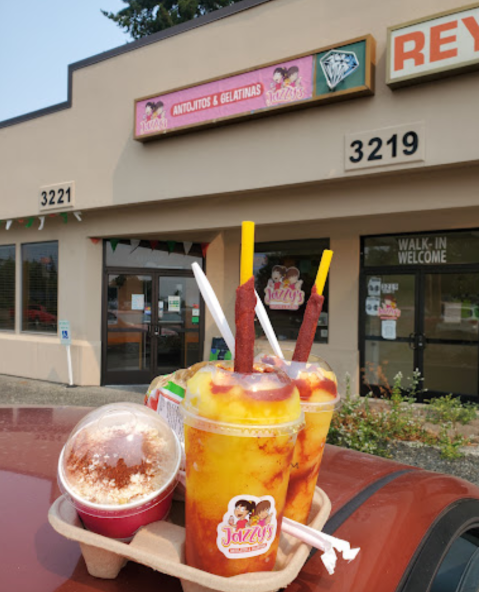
[0,374,147,407]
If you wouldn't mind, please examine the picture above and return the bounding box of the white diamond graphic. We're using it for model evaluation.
[320,50,360,90]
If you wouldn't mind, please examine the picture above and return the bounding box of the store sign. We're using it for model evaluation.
[364,231,479,267]
[388,5,479,87]
[135,36,375,141]
[264,265,305,310]
[378,296,401,320]
[397,236,448,265]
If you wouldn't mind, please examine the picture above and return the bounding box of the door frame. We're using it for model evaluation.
[101,265,205,385]
[359,237,479,401]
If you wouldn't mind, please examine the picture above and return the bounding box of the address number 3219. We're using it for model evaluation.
[345,123,425,171]
[39,181,75,212]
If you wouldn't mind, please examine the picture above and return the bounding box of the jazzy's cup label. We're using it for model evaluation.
[216,495,277,559]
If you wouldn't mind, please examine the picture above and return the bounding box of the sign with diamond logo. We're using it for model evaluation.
[320,50,360,89]
[135,35,375,142]
[315,37,374,101]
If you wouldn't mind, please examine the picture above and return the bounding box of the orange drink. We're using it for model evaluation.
[258,353,340,524]
[181,361,303,576]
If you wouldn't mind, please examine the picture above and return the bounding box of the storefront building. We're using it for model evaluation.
[1,0,479,400]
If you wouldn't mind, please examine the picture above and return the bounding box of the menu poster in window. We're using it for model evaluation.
[381,320,397,340]
[366,296,380,316]
[264,265,305,310]
[368,277,381,296]
[444,302,462,324]
[192,305,200,324]
[168,296,181,312]
[131,294,145,311]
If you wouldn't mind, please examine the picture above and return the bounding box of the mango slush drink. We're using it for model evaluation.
[181,361,303,577]
[258,354,340,524]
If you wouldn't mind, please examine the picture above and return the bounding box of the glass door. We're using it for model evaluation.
[362,273,418,394]
[103,268,203,384]
[104,273,153,384]
[156,276,201,375]
[421,271,479,398]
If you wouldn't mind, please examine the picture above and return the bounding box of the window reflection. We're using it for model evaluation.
[22,242,58,333]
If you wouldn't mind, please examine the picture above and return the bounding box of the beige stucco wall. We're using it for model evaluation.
[1,0,479,387]
[1,0,479,219]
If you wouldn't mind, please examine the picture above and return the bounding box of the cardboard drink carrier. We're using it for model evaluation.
[49,367,332,592]
[49,487,331,592]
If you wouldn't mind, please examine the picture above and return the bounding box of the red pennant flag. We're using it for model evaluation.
[90,238,101,244]
[201,243,209,258]
[150,240,159,250]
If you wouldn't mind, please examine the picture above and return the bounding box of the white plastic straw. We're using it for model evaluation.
[282,517,360,575]
[254,290,284,359]
[191,263,236,356]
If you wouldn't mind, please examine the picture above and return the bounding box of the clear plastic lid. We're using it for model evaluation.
[255,351,341,412]
[58,403,181,512]
[181,361,304,436]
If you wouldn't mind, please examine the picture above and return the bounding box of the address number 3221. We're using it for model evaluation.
[345,123,425,171]
[39,182,75,212]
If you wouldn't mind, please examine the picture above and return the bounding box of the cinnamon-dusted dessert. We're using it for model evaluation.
[64,421,176,505]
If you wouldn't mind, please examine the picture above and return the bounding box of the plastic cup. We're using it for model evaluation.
[58,403,182,541]
[257,350,341,524]
[181,361,304,577]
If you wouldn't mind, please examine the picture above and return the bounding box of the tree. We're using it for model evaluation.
[102,0,244,40]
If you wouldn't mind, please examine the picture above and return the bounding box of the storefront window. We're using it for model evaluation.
[364,230,479,267]
[22,242,58,333]
[361,230,479,400]
[0,245,15,331]
[105,239,202,269]
[254,239,329,344]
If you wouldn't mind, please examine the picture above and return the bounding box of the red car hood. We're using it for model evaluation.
[1,406,478,592]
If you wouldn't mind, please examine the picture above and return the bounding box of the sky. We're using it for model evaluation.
[0,0,131,122]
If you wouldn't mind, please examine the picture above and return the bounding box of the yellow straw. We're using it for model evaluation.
[240,221,255,285]
[315,250,333,295]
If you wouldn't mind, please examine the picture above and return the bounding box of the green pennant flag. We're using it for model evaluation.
[25,217,35,228]
[167,240,176,253]
[60,213,68,224]
[110,239,120,252]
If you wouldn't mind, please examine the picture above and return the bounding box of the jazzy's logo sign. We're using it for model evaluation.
[378,295,401,320]
[217,495,277,559]
[264,266,305,310]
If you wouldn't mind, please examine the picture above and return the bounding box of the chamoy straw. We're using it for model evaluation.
[292,250,333,362]
[235,221,256,373]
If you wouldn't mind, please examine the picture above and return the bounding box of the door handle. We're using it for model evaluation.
[408,333,417,350]
[417,334,427,349]
[153,324,160,337]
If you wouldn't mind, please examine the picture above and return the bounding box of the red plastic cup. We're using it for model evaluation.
[58,403,181,541]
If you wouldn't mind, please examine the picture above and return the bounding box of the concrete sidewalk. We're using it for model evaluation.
[0,374,148,407]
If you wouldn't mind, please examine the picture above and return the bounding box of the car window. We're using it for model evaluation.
[431,528,479,592]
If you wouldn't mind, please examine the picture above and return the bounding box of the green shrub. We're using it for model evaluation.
[327,372,477,460]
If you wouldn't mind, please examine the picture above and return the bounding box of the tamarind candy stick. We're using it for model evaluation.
[293,250,333,363]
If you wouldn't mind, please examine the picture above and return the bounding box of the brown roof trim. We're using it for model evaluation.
[0,0,274,129]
